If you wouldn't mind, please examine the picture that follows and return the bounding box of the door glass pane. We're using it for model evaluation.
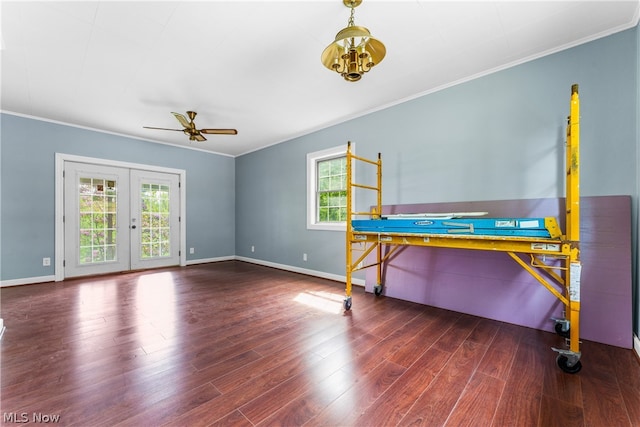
[139,183,171,259]
[78,177,118,264]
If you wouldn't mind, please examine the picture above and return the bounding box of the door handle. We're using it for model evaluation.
[131,225,137,229]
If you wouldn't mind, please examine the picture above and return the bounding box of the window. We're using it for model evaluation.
[317,156,347,222]
[307,144,352,230]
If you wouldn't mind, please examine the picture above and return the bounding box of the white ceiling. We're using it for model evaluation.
[2,1,639,157]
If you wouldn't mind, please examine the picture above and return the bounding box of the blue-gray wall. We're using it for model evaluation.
[636,22,640,339]
[0,116,236,281]
[236,27,639,335]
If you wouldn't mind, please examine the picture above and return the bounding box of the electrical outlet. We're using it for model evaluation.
[251,246,255,252]
[43,257,51,266]
[303,253,307,261]
[189,248,194,254]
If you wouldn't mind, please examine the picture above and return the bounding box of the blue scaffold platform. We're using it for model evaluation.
[351,216,555,237]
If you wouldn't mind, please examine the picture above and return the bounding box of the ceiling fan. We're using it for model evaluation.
[144,111,237,141]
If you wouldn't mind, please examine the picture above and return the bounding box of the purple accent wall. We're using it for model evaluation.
[365,196,632,348]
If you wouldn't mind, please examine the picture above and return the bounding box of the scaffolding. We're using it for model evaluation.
[344,84,582,373]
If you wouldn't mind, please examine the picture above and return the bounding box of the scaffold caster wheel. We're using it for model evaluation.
[374,285,382,296]
[554,323,570,338]
[556,355,582,374]
[343,297,352,311]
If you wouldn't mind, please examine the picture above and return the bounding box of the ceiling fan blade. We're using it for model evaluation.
[200,128,238,135]
[193,133,207,142]
[143,126,184,131]
[172,112,191,128]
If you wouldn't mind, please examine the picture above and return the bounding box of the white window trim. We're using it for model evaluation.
[306,144,354,231]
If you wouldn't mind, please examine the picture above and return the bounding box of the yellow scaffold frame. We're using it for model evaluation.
[344,84,582,373]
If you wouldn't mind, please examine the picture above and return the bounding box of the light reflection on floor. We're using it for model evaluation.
[135,272,177,339]
[292,290,358,415]
[71,272,179,359]
[293,290,344,314]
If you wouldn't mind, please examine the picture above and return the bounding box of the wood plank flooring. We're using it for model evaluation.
[1,261,639,426]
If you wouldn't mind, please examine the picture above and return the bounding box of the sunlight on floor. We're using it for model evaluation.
[136,272,177,337]
[76,279,119,318]
[136,272,176,310]
[293,290,344,314]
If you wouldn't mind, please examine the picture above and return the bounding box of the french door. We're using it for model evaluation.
[130,169,180,270]
[64,162,181,278]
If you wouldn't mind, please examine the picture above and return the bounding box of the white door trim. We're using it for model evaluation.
[55,153,187,281]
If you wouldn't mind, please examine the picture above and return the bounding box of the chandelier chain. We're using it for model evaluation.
[348,7,355,27]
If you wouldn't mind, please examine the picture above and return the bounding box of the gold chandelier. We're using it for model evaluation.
[321,0,386,82]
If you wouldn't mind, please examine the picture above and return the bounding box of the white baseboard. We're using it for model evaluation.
[0,275,55,288]
[634,334,640,360]
[186,255,235,266]
[0,258,364,289]
[1,258,235,285]
[235,256,365,287]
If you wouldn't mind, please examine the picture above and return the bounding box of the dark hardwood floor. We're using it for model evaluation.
[1,261,639,426]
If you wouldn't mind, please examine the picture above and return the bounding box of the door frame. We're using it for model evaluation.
[55,153,187,281]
